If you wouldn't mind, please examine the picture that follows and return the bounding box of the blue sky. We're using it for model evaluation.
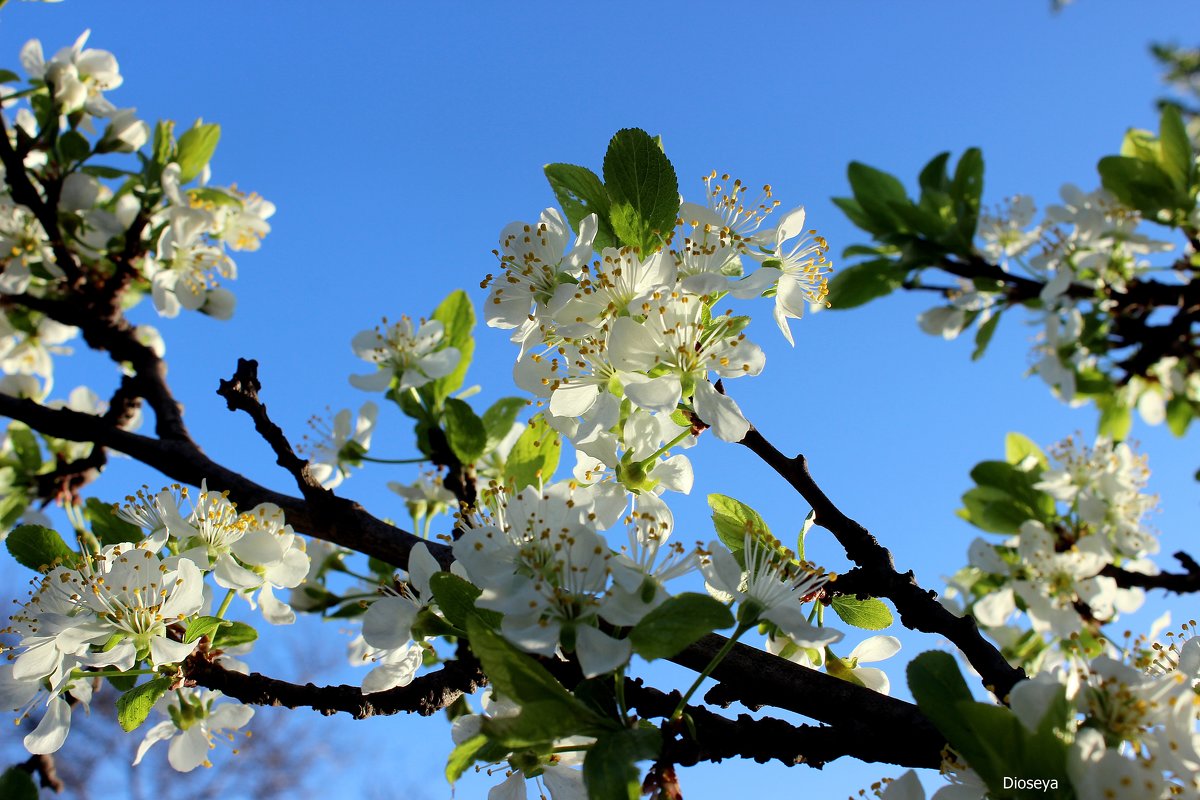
[2,1,1199,797]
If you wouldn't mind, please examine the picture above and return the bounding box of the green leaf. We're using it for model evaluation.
[797,509,815,562]
[846,162,911,233]
[117,676,173,732]
[151,120,176,167]
[81,165,135,180]
[824,260,907,309]
[707,493,770,553]
[970,311,1000,361]
[1166,396,1193,437]
[1158,105,1195,193]
[7,424,42,472]
[950,148,984,249]
[583,727,662,800]
[917,152,952,197]
[187,187,244,209]
[442,398,487,464]
[431,290,476,404]
[1004,432,1048,471]
[832,196,888,236]
[544,163,618,250]
[210,621,257,650]
[505,415,560,490]
[906,651,975,750]
[602,128,679,253]
[829,596,893,630]
[428,571,501,630]
[84,498,143,547]
[958,486,1032,534]
[183,615,230,644]
[465,618,608,745]
[58,131,91,164]
[628,593,734,660]
[969,460,1054,522]
[445,733,488,784]
[175,122,220,183]
[1098,155,1181,220]
[481,397,528,450]
[0,70,22,85]
[1096,396,1132,441]
[0,766,38,800]
[6,524,77,572]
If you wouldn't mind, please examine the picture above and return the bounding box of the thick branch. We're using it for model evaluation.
[184,650,484,719]
[0,394,455,569]
[737,425,1026,699]
[625,680,939,770]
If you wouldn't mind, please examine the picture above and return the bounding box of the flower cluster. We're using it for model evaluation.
[0,480,308,768]
[946,434,1159,667]
[487,173,830,490]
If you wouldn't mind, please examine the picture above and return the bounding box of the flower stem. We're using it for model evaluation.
[361,455,431,465]
[215,589,236,619]
[73,668,157,679]
[671,621,752,720]
[639,429,695,468]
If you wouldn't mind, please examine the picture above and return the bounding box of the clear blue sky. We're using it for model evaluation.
[2,1,1199,798]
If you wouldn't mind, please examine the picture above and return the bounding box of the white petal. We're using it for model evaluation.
[167,726,209,772]
[691,380,749,442]
[149,636,197,667]
[848,635,901,664]
[574,625,632,678]
[623,374,682,415]
[852,666,891,695]
[24,695,71,754]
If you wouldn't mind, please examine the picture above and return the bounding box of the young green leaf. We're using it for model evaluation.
[505,415,561,490]
[84,498,143,547]
[829,596,893,630]
[175,122,220,183]
[628,593,734,660]
[1003,432,1048,472]
[602,128,679,253]
[431,290,476,403]
[428,571,501,630]
[211,621,257,650]
[707,494,770,553]
[117,676,174,732]
[183,615,231,644]
[481,396,528,450]
[846,162,911,233]
[6,524,78,572]
[970,310,1000,361]
[544,163,618,250]
[442,398,488,464]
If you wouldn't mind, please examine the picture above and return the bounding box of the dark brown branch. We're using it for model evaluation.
[737,425,1026,699]
[1102,551,1200,594]
[624,680,939,770]
[184,650,484,719]
[3,291,188,440]
[216,358,326,502]
[17,753,64,793]
[0,393,455,570]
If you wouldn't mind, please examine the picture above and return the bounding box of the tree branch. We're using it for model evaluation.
[625,680,940,770]
[1102,551,1200,594]
[737,425,1026,699]
[0,393,455,569]
[184,649,484,719]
